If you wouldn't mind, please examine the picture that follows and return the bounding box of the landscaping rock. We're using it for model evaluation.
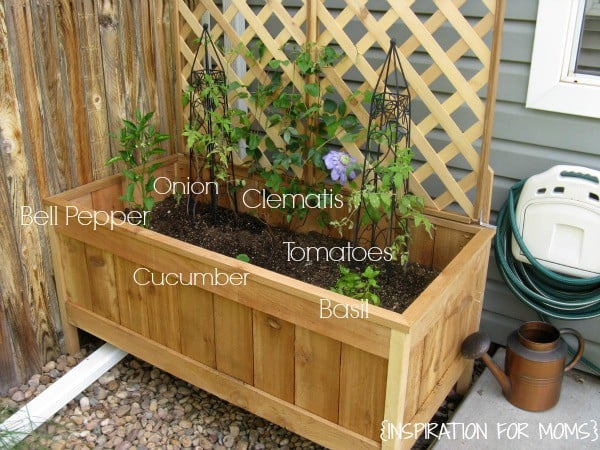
[0,348,482,449]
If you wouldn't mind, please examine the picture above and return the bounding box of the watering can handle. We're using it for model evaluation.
[560,328,585,372]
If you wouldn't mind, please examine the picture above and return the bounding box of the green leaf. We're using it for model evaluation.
[326,123,338,139]
[268,59,281,69]
[296,53,312,74]
[147,148,166,157]
[140,111,154,125]
[145,175,156,192]
[123,119,137,130]
[337,101,347,116]
[143,196,155,211]
[248,133,261,150]
[123,169,138,182]
[106,155,123,165]
[304,83,319,97]
[380,192,392,208]
[236,253,251,263]
[264,172,282,191]
[340,133,357,143]
[268,114,282,126]
[323,98,337,113]
[340,114,359,131]
[124,183,135,202]
[148,162,163,174]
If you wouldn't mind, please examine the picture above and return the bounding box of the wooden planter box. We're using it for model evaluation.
[45,154,494,449]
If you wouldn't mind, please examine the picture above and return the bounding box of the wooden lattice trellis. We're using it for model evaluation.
[175,0,503,222]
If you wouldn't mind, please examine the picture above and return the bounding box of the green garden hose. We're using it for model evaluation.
[494,178,600,375]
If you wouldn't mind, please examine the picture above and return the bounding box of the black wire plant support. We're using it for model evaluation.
[187,23,238,220]
[352,39,412,251]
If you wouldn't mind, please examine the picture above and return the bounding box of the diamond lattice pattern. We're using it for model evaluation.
[177,0,499,219]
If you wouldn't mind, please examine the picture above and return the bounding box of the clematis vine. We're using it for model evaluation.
[323,150,358,185]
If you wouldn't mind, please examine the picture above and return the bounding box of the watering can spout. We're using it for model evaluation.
[461,331,511,397]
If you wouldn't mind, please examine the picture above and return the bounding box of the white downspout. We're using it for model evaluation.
[0,343,127,447]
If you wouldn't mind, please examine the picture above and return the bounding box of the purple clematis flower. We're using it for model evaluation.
[323,150,358,185]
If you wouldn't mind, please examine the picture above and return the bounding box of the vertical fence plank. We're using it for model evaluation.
[134,1,158,117]
[78,0,113,179]
[0,2,35,391]
[56,0,93,186]
[151,0,180,153]
[1,1,61,393]
[117,0,138,117]
[29,0,73,193]
[1,0,183,393]
[97,0,125,146]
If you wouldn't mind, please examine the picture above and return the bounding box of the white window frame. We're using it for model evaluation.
[527,0,600,118]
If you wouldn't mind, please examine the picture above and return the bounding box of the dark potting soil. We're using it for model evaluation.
[149,196,439,314]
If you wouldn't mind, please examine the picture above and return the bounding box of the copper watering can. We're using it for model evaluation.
[461,321,584,412]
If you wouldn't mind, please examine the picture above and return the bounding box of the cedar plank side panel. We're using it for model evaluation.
[179,286,217,367]
[253,311,295,403]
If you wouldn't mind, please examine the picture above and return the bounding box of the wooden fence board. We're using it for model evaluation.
[1,1,58,392]
[0,0,181,392]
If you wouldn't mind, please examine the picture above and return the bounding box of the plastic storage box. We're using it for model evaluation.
[511,165,600,278]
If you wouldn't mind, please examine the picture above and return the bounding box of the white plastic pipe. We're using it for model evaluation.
[0,343,127,447]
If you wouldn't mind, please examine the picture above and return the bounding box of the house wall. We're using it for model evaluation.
[483,0,600,371]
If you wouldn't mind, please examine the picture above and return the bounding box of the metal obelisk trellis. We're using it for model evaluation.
[353,40,412,251]
[187,23,237,219]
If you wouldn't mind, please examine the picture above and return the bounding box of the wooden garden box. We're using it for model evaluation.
[45,154,494,450]
[44,1,504,448]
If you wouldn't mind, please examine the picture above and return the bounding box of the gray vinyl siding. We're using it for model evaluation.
[577,4,600,74]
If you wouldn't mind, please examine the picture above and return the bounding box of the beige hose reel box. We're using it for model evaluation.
[511,165,600,278]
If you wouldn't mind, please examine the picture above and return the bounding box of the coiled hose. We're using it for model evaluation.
[494,178,600,374]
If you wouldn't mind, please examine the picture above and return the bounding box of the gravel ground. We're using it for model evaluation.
[1,346,489,450]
